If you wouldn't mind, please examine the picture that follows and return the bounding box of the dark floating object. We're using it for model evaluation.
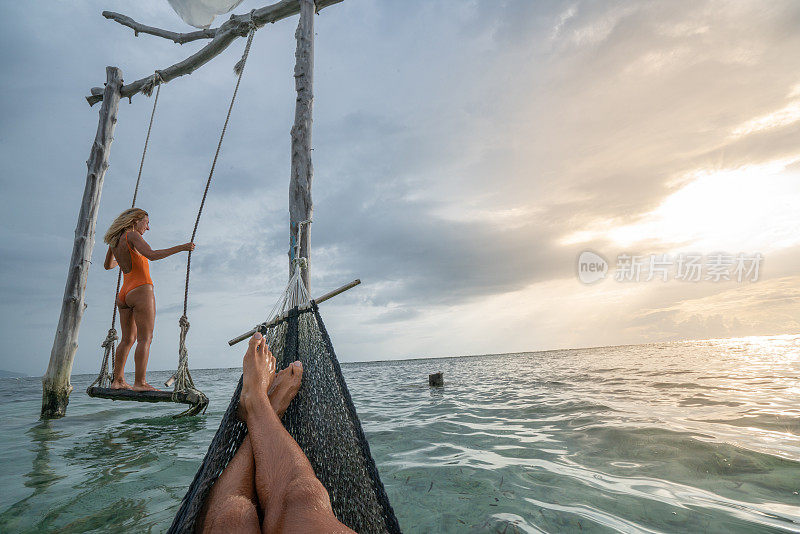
[86,386,208,417]
[429,372,444,387]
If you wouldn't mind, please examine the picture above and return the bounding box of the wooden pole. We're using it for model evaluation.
[289,0,315,290]
[41,67,123,419]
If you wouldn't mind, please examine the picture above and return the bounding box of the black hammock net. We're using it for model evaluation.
[168,303,401,534]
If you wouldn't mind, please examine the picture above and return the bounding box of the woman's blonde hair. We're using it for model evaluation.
[104,208,148,247]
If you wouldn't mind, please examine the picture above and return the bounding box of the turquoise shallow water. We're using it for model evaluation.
[1,335,799,533]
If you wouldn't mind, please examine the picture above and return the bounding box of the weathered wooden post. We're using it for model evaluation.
[289,0,315,289]
[41,67,123,419]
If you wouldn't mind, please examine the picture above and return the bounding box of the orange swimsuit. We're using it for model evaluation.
[118,232,153,305]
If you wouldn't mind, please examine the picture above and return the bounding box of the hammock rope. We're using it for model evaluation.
[169,280,401,533]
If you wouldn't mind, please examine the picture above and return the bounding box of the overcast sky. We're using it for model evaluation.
[2,0,799,377]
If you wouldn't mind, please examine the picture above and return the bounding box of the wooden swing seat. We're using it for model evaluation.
[86,386,208,416]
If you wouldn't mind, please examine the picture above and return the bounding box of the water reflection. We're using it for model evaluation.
[25,421,67,494]
[64,416,206,485]
[0,422,67,531]
[0,407,208,533]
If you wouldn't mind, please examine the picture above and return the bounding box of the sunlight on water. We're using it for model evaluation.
[0,335,799,532]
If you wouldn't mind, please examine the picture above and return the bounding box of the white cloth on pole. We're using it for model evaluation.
[166,0,246,29]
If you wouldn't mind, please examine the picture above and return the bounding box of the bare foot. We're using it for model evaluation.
[109,379,132,390]
[239,333,275,420]
[131,382,159,392]
[268,361,303,418]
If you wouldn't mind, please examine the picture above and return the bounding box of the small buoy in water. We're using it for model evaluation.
[428,372,443,387]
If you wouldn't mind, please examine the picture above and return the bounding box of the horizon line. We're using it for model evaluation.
[7,331,798,378]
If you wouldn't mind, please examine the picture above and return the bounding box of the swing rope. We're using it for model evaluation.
[90,71,163,390]
[89,19,256,415]
[174,22,257,400]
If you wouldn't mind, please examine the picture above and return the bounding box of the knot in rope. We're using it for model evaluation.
[101,327,118,348]
[233,23,256,76]
[177,315,190,366]
[90,327,119,389]
[177,316,191,366]
[174,314,201,406]
[142,70,164,97]
[177,317,191,371]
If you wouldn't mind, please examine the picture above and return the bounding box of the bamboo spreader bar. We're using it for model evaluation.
[228,279,360,346]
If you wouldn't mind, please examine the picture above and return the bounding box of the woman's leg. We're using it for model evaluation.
[124,284,157,392]
[111,303,136,389]
[197,365,303,533]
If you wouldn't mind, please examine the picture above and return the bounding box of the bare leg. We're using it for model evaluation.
[197,437,259,534]
[197,365,303,533]
[125,284,158,392]
[111,304,135,389]
[240,333,354,534]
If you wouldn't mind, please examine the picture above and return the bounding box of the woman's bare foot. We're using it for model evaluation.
[239,333,275,420]
[109,379,132,390]
[268,361,303,418]
[131,381,159,392]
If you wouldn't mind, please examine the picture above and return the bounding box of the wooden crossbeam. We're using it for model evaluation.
[87,0,343,105]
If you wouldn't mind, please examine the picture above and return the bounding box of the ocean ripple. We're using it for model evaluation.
[1,336,799,532]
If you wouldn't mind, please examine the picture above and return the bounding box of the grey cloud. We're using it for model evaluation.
[366,307,421,325]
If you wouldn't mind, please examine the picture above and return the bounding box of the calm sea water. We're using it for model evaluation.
[1,335,799,533]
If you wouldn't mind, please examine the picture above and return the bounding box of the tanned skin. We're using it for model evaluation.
[198,333,355,534]
[103,215,194,392]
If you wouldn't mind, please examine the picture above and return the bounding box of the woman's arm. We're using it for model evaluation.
[127,231,195,261]
[104,246,118,270]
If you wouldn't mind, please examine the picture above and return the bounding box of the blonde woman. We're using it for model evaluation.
[103,208,194,391]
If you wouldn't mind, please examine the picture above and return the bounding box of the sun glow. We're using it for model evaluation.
[731,101,800,137]
[562,158,800,252]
